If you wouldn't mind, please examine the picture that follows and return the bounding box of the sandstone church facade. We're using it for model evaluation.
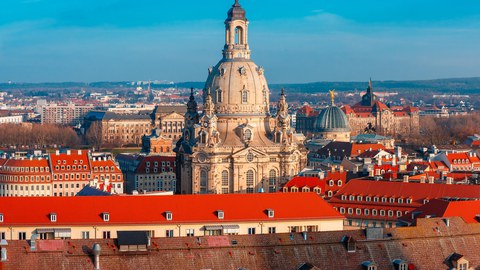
[175,1,307,194]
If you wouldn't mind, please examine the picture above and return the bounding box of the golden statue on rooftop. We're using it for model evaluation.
[329,89,335,106]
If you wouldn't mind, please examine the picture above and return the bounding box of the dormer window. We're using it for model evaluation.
[267,209,274,218]
[50,212,57,222]
[217,210,224,220]
[0,213,3,222]
[361,261,377,270]
[406,198,412,204]
[165,211,173,221]
[341,195,347,200]
[102,212,110,222]
[392,259,408,270]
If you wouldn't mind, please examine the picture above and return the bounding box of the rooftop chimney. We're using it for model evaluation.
[369,170,374,177]
[446,177,453,185]
[331,165,336,173]
[93,243,101,270]
[428,176,435,184]
[55,150,60,155]
[339,166,344,173]
[78,150,82,155]
[403,175,409,183]
[420,176,426,184]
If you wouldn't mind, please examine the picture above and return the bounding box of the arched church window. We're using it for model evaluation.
[268,170,277,193]
[242,90,248,103]
[221,170,229,194]
[246,170,254,193]
[200,170,208,194]
[217,89,223,103]
[235,26,243,45]
[200,132,207,144]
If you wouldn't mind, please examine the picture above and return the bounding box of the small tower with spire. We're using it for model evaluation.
[361,78,376,106]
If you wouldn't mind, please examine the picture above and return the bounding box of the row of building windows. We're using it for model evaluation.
[338,207,408,218]
[56,159,83,165]
[0,175,50,182]
[341,194,413,204]
[145,161,174,167]
[0,166,49,173]
[54,165,87,171]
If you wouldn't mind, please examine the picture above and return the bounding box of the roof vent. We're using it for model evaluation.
[102,212,110,222]
[50,212,57,222]
[165,211,173,221]
[267,209,274,218]
[217,210,224,220]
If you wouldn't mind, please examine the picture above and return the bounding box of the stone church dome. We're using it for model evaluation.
[315,105,350,132]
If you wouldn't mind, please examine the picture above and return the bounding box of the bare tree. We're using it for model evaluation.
[86,121,104,149]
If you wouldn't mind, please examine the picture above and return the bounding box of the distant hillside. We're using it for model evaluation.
[271,77,480,94]
[2,77,480,94]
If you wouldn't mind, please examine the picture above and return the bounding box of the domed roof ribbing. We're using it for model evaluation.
[315,105,350,132]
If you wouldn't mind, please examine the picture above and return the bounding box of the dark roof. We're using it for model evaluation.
[76,185,111,196]
[117,231,149,246]
[315,106,350,132]
[86,111,152,121]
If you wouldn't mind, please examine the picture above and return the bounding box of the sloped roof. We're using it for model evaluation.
[331,179,480,206]
[0,193,343,226]
[399,199,480,224]
[283,176,323,189]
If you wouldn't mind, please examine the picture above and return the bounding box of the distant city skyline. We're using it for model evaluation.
[1,0,480,83]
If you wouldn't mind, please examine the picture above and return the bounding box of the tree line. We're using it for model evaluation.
[0,123,80,149]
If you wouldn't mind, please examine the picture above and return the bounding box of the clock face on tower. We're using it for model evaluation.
[203,122,208,127]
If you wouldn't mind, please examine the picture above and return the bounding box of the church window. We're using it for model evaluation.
[200,170,208,194]
[242,90,248,103]
[246,170,254,193]
[246,152,254,162]
[243,129,252,141]
[217,89,223,103]
[221,170,229,193]
[200,132,207,144]
[269,169,277,193]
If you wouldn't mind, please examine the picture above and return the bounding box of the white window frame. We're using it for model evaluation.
[103,212,110,222]
[166,211,173,221]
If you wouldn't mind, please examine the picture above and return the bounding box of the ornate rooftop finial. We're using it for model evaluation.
[329,89,335,106]
[187,87,198,113]
[204,88,215,116]
[281,88,285,96]
[234,0,240,6]
[369,77,373,89]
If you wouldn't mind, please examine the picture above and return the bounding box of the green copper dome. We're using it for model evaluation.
[315,105,350,132]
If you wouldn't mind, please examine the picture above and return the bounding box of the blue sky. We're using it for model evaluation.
[1,0,480,83]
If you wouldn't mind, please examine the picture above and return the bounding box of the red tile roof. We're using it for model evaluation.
[331,179,480,206]
[283,176,324,189]
[0,193,343,226]
[400,199,480,224]
[49,150,91,173]
[351,144,385,156]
